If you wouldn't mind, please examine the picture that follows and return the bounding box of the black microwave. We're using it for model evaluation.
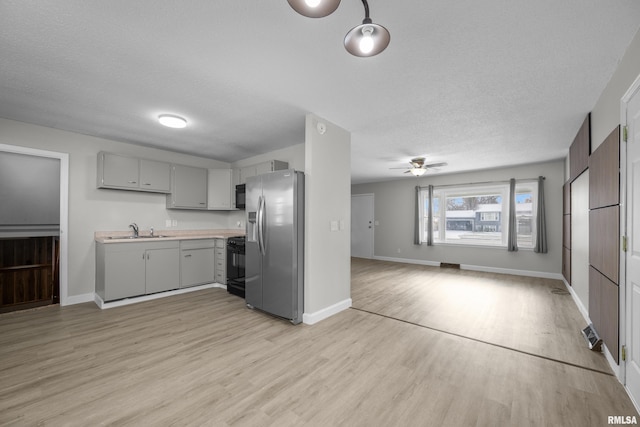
[235,184,246,210]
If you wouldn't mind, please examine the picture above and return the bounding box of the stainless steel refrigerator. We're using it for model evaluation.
[245,169,304,324]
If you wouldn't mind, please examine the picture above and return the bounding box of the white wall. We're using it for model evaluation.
[303,114,352,323]
[570,172,590,312]
[565,28,640,321]
[591,28,640,151]
[0,118,231,300]
[352,160,564,276]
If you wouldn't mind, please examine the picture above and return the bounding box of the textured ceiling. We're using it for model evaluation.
[1,1,639,184]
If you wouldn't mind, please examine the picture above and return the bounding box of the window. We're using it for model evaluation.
[420,181,538,248]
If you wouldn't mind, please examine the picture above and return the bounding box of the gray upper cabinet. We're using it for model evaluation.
[207,169,234,210]
[237,160,288,184]
[97,152,171,193]
[139,159,171,193]
[98,152,139,190]
[167,164,208,209]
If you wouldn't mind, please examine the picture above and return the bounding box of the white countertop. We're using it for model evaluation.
[95,229,245,243]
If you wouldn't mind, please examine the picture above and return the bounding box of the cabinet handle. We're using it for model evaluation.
[143,183,151,186]
[128,180,137,184]
[184,254,192,258]
[199,202,206,205]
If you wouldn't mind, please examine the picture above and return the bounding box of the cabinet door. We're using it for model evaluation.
[180,247,215,287]
[99,152,139,189]
[169,165,208,209]
[140,159,171,193]
[145,247,179,294]
[104,248,146,301]
[207,169,233,210]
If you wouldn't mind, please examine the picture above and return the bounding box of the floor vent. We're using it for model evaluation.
[440,263,461,269]
[581,324,602,351]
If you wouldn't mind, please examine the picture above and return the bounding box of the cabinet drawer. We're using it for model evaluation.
[215,239,226,249]
[215,248,225,259]
[215,271,226,284]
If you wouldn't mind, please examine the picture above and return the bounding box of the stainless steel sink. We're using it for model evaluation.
[106,235,168,240]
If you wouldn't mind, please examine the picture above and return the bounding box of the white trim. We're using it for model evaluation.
[94,283,225,309]
[563,278,590,324]
[65,293,95,305]
[372,255,561,279]
[0,144,69,306]
[460,264,563,280]
[620,72,640,404]
[373,255,440,267]
[303,298,352,325]
[604,344,622,379]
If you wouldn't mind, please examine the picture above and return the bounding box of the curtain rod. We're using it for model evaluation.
[418,176,544,190]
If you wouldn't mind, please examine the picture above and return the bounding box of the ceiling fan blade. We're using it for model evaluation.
[424,162,447,168]
[389,167,411,169]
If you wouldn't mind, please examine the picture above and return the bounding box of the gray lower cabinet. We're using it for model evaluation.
[180,240,216,287]
[96,241,179,301]
[214,239,226,284]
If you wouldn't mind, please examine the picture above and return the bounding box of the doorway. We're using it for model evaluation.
[623,74,640,410]
[0,144,68,307]
[351,194,374,259]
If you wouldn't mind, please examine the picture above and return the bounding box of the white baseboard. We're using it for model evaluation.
[62,293,94,306]
[461,264,564,280]
[303,298,352,325]
[372,255,562,280]
[563,278,590,324]
[372,256,440,267]
[94,283,224,310]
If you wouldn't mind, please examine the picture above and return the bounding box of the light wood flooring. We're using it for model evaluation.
[0,258,638,426]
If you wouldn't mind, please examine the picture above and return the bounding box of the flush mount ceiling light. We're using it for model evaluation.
[158,114,187,129]
[288,0,390,57]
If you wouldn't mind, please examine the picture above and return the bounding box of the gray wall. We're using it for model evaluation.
[0,118,232,299]
[352,160,564,276]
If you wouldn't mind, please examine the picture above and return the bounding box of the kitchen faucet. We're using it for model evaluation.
[129,222,139,238]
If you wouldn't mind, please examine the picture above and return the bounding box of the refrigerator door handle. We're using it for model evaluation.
[258,196,267,256]
[258,196,266,256]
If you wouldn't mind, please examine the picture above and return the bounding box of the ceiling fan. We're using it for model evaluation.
[390,157,447,176]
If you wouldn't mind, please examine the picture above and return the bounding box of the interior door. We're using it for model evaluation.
[351,194,374,258]
[626,81,640,407]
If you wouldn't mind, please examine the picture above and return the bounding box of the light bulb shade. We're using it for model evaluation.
[344,22,390,57]
[158,114,187,128]
[410,168,426,177]
[287,0,341,18]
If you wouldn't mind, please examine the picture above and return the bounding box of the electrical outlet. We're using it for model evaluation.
[165,219,172,227]
[172,219,178,227]
[397,248,401,253]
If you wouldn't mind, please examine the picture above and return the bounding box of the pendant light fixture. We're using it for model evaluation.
[287,0,390,57]
[343,1,390,57]
[287,0,341,18]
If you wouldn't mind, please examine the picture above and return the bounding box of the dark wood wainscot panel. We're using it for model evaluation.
[569,114,591,182]
[563,246,571,284]
[589,126,620,209]
[589,206,620,284]
[563,182,571,215]
[589,266,619,363]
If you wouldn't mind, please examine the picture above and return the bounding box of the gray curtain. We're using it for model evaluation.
[426,185,434,246]
[534,176,548,253]
[507,178,518,252]
[414,186,421,245]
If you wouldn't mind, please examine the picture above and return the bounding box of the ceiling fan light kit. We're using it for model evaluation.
[288,0,390,57]
[390,157,448,177]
